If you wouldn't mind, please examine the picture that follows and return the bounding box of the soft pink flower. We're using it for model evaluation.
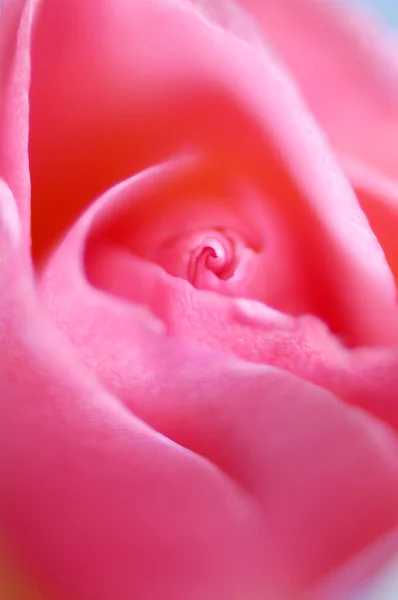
[1,1,398,598]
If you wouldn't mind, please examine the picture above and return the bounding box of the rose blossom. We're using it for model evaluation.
[1,0,398,599]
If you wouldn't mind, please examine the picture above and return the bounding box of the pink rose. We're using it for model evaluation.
[1,0,398,598]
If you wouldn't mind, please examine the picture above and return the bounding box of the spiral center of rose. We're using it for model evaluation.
[83,171,302,310]
[188,231,238,285]
[148,228,245,292]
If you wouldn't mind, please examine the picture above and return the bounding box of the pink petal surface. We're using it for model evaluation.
[37,152,398,432]
[310,528,398,600]
[0,0,32,239]
[233,0,398,179]
[344,155,398,281]
[29,0,398,347]
[0,532,45,599]
[2,0,398,599]
[0,182,269,600]
[228,0,398,287]
[3,175,398,598]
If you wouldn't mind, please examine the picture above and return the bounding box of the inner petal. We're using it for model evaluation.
[150,227,264,297]
[84,157,306,315]
[27,0,398,347]
[155,228,239,280]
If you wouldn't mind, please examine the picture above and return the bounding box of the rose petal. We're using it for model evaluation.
[2,3,398,598]
[310,528,398,600]
[343,155,398,282]
[0,532,45,600]
[0,0,33,239]
[27,0,398,345]
[235,0,398,178]
[1,180,398,598]
[0,182,268,600]
[38,157,398,432]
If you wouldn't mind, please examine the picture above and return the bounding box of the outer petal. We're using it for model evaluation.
[234,0,398,290]
[0,182,270,600]
[234,0,398,178]
[310,530,398,600]
[343,155,398,282]
[0,0,33,240]
[0,534,45,600]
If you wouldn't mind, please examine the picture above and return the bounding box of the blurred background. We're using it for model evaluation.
[352,0,398,26]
